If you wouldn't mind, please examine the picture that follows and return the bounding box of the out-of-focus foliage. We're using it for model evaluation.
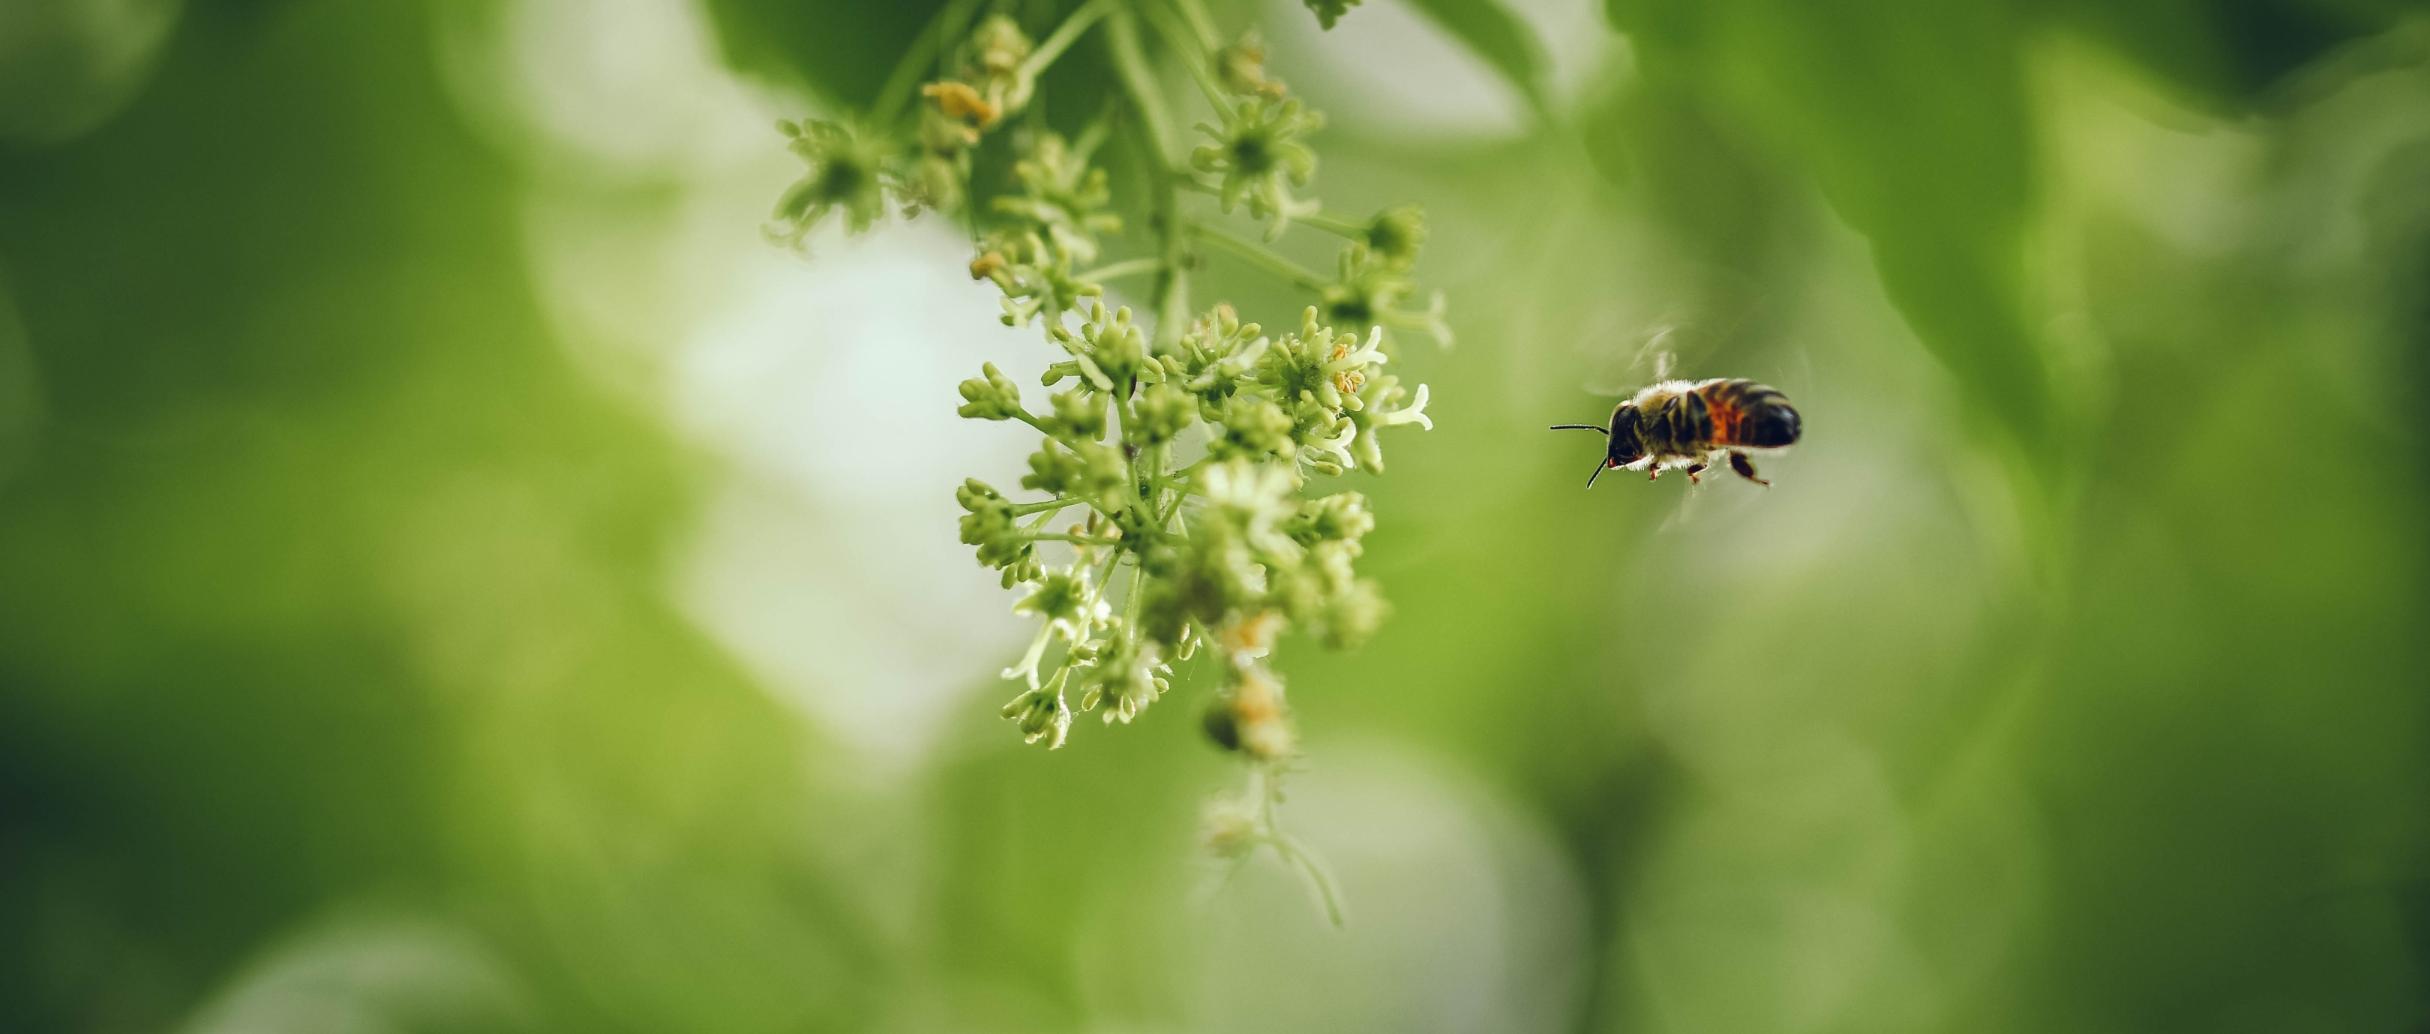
[2,2,2426,1033]
[1401,0,1550,115]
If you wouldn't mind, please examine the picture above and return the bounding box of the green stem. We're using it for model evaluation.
[1296,211,1367,239]
[1241,764,1344,927]
[1006,621,1055,686]
[872,0,981,127]
[1151,169,1191,352]
[1170,0,1222,51]
[1086,547,1125,610]
[1010,496,1082,516]
[1123,562,1147,624]
[1153,459,1205,493]
[1072,106,1115,162]
[1192,221,1327,291]
[1184,178,1366,241]
[1149,169,1190,354]
[1107,8,1192,353]
[1153,258,1190,352]
[1011,409,1058,437]
[1115,402,1152,519]
[1019,0,1115,82]
[1140,1,1227,108]
[1271,833,1346,928]
[1076,257,1163,282]
[1026,532,1122,547]
[1104,11,1177,165]
[1023,509,1063,533]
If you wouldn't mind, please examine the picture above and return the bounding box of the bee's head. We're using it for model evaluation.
[1555,403,1648,489]
[1604,403,1646,467]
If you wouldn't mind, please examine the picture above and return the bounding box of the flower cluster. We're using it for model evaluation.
[1193,96,1324,238]
[767,119,893,247]
[1323,242,1454,349]
[772,0,1446,918]
[943,14,1038,127]
[767,10,1060,245]
[976,132,1125,327]
[956,297,1425,758]
[1215,34,1288,99]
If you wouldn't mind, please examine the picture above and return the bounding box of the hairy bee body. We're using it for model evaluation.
[1552,378,1801,488]
[1631,378,1801,462]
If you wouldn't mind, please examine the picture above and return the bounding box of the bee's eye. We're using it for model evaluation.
[1608,405,1638,435]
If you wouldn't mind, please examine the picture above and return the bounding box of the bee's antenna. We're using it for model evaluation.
[1585,457,1611,489]
[1549,424,1608,434]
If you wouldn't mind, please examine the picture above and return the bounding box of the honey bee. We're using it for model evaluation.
[1552,378,1802,488]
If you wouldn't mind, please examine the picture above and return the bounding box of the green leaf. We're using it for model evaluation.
[1400,0,1550,116]
[1304,0,1361,30]
[696,0,931,109]
[1601,0,2055,457]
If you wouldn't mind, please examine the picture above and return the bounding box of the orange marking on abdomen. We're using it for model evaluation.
[1699,383,1748,446]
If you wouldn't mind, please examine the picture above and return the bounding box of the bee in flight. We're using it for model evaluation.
[1552,378,1803,488]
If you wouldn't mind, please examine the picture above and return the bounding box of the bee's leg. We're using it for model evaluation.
[1683,462,1707,485]
[1728,451,1770,487]
[1646,462,1663,482]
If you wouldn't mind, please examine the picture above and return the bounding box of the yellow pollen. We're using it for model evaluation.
[1221,611,1284,656]
[1328,343,1364,395]
[922,81,1000,128]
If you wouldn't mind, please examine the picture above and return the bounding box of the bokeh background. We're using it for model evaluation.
[4,0,2428,1031]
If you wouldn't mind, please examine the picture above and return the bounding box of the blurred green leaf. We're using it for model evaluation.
[1402,0,1550,116]
[2045,0,2410,110]
[695,0,934,107]
[1305,0,1361,31]
[1603,0,2054,453]
[1595,0,2418,457]
[5,1,2429,1031]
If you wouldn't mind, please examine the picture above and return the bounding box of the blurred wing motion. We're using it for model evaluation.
[1580,320,1683,397]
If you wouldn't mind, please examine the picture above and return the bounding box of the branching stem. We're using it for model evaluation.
[1105,12,1177,165]
[1140,1,1228,109]
[1076,257,1163,283]
[1011,410,1058,437]
[872,0,982,127]
[1010,496,1083,516]
[1271,832,1346,928]
[1295,211,1367,239]
[1170,0,1222,51]
[1026,532,1122,547]
[1192,222,1328,291]
[1020,0,1116,82]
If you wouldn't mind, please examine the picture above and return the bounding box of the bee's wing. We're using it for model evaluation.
[1782,340,1817,404]
[1658,482,1706,532]
[1579,319,1691,396]
[1580,266,1785,396]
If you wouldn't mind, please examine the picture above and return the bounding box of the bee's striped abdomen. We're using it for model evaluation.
[1695,379,1801,449]
[1673,389,1715,454]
